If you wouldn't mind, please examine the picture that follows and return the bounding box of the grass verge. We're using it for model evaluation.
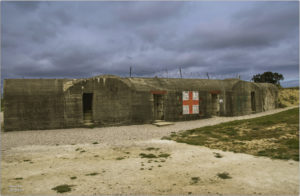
[164,108,299,161]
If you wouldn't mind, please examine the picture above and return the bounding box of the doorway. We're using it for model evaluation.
[83,93,93,121]
[211,94,220,116]
[153,94,164,120]
[251,91,256,112]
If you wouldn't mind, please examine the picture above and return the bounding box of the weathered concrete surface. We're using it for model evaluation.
[3,75,279,131]
[3,79,69,131]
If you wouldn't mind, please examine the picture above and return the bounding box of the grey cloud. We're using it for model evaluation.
[1,1,299,87]
[13,1,40,12]
[117,2,185,25]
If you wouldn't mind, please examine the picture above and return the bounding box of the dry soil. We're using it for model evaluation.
[1,106,299,195]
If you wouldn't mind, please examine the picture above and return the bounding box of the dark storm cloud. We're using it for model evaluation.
[1,1,299,87]
[13,1,40,12]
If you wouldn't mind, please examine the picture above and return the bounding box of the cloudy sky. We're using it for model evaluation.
[1,1,299,87]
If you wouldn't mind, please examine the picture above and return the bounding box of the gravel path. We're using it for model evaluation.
[1,106,298,151]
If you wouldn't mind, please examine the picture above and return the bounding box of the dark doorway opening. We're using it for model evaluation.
[83,93,93,121]
[153,94,164,120]
[211,94,220,116]
[251,92,256,112]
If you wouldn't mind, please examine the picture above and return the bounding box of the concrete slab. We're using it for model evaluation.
[152,121,174,127]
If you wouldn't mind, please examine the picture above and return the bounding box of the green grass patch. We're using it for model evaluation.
[85,172,99,176]
[116,157,125,160]
[158,153,170,158]
[145,147,160,151]
[190,177,200,184]
[52,184,74,193]
[139,153,157,158]
[70,176,77,180]
[14,177,23,180]
[217,172,232,179]
[166,108,299,161]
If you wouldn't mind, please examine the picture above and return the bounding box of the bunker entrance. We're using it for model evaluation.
[83,93,93,121]
[153,94,164,120]
[211,93,220,116]
[251,92,256,112]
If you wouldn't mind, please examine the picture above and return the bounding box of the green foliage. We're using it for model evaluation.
[85,172,99,176]
[217,172,232,179]
[190,177,200,184]
[251,71,284,87]
[158,153,170,158]
[52,184,74,193]
[139,153,157,158]
[145,147,160,151]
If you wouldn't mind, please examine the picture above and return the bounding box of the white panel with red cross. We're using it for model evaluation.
[182,91,199,114]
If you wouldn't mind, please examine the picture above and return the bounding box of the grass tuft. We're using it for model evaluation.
[85,172,99,176]
[146,147,160,151]
[139,153,157,158]
[158,153,170,158]
[52,184,74,193]
[217,172,232,179]
[190,177,200,184]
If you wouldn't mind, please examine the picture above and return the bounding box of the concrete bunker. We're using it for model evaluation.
[251,91,256,112]
[3,75,279,131]
[82,93,93,123]
[211,93,220,116]
[153,94,164,120]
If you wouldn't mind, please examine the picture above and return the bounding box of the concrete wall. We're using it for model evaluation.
[4,79,66,131]
[231,81,266,116]
[65,77,133,127]
[3,76,278,131]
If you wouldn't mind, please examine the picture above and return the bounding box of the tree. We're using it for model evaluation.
[251,71,284,87]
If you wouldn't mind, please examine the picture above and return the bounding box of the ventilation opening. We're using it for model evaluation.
[153,94,164,120]
[251,91,256,112]
[83,93,93,121]
[211,94,220,116]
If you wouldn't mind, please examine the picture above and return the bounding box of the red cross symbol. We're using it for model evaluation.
[183,91,199,114]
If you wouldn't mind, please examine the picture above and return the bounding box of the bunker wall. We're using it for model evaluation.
[3,79,66,131]
[231,82,265,116]
[65,77,133,127]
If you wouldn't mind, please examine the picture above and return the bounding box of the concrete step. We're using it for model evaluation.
[83,113,93,121]
[153,120,164,123]
[84,122,94,126]
[152,121,174,127]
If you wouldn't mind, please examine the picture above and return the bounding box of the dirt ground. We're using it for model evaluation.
[1,140,299,195]
[1,107,299,195]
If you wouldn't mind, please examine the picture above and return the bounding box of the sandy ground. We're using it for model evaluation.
[1,106,299,195]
